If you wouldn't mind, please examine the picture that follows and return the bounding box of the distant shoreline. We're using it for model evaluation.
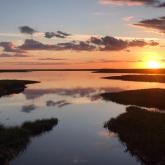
[1,68,165,74]
[0,69,96,73]
[94,69,165,74]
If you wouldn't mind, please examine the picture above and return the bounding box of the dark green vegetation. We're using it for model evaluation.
[103,74,165,83]
[94,69,165,74]
[104,106,165,165]
[101,88,165,110]
[0,80,39,97]
[0,118,58,165]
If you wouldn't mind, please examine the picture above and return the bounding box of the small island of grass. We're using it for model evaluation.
[0,80,39,97]
[104,106,165,165]
[0,118,58,165]
[101,88,165,110]
[103,74,165,83]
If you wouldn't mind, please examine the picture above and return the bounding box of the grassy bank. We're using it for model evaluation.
[0,118,58,165]
[101,88,165,110]
[104,106,165,165]
[103,74,165,83]
[0,80,39,97]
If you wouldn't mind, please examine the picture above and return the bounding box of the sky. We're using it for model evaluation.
[0,0,165,69]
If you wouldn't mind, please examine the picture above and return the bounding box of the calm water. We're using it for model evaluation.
[0,71,165,165]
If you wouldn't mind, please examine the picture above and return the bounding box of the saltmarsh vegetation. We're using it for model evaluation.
[101,88,165,110]
[0,80,39,97]
[104,106,165,165]
[103,74,165,83]
[0,118,58,165]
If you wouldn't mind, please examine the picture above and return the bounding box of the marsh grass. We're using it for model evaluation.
[103,74,165,83]
[0,80,39,97]
[104,106,165,165]
[0,118,58,165]
[101,88,165,110]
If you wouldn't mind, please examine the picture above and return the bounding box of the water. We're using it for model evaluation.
[0,71,164,165]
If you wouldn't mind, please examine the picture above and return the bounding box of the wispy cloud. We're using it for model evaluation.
[133,16,165,34]
[99,0,165,7]
[123,16,134,22]
[39,58,67,61]
[0,53,29,58]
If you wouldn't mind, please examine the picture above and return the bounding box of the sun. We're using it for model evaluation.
[147,61,161,69]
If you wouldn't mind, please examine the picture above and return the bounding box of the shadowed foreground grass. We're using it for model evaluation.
[103,74,165,83]
[104,106,165,165]
[0,118,58,165]
[101,88,165,110]
[0,80,39,97]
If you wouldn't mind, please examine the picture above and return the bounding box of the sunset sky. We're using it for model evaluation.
[0,0,165,69]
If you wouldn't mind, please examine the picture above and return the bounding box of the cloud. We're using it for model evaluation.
[45,32,55,39]
[57,31,70,37]
[0,53,29,58]
[157,2,165,7]
[39,58,67,61]
[101,36,128,50]
[45,32,65,39]
[90,36,158,51]
[99,0,159,6]
[55,41,95,51]
[123,16,134,22]
[99,0,165,7]
[86,59,143,63]
[0,42,24,53]
[45,31,71,39]
[19,39,95,51]
[128,39,159,47]
[19,39,56,50]
[0,33,158,53]
[19,26,37,35]
[14,61,70,66]
[134,16,165,34]
[17,35,159,52]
